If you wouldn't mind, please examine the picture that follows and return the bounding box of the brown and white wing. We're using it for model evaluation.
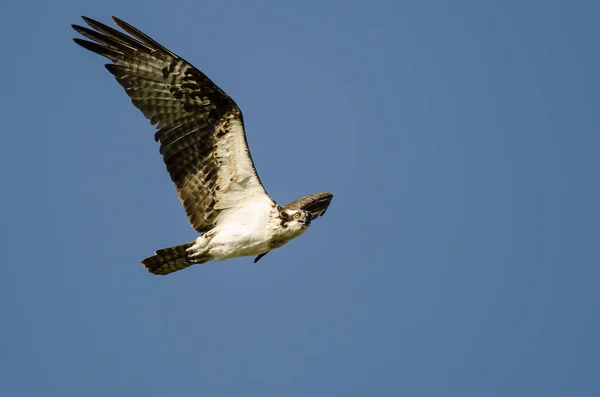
[282,192,334,220]
[72,16,271,233]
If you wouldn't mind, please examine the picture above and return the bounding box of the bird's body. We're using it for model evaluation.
[188,199,291,262]
[72,16,333,275]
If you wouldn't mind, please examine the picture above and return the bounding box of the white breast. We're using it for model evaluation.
[207,198,275,260]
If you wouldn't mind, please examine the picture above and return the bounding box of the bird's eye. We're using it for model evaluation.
[294,212,301,219]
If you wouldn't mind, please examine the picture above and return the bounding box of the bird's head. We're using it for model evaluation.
[282,208,311,229]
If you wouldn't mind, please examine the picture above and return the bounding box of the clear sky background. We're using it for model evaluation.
[1,0,599,396]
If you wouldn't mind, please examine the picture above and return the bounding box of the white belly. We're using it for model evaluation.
[207,223,270,260]
[204,200,274,261]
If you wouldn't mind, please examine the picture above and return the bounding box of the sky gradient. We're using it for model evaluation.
[1,0,599,396]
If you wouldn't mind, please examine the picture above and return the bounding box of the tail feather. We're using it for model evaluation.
[141,242,195,275]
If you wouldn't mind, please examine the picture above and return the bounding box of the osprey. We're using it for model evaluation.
[72,16,333,275]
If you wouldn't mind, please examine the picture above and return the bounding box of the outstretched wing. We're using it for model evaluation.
[282,192,334,220]
[72,16,271,233]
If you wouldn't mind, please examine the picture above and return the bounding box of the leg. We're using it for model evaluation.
[187,229,216,263]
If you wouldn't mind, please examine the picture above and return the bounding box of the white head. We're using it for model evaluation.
[281,208,311,231]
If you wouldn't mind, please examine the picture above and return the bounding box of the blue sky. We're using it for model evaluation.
[1,0,599,396]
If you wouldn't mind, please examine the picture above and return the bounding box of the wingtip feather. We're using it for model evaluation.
[81,16,103,29]
[73,38,123,60]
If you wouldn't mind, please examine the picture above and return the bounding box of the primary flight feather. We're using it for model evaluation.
[72,16,333,275]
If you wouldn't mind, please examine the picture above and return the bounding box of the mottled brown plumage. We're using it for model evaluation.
[73,16,266,233]
[141,242,194,275]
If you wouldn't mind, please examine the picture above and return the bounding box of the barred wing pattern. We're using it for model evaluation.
[72,16,271,233]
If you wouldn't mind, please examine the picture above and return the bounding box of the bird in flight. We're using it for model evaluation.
[72,16,333,275]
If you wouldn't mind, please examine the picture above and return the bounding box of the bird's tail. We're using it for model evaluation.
[141,242,196,275]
